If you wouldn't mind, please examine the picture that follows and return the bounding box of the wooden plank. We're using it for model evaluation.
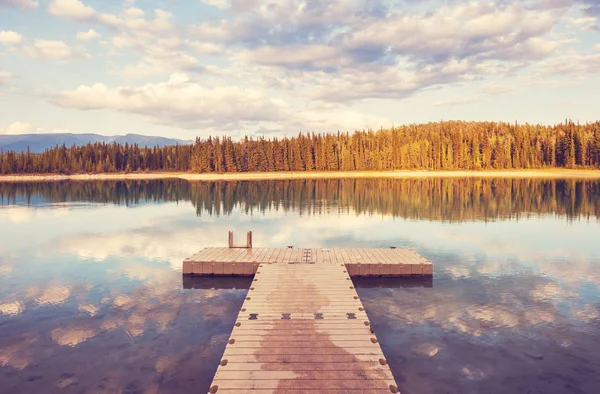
[254,248,270,263]
[194,247,220,262]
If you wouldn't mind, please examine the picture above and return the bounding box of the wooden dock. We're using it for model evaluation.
[183,247,433,277]
[208,262,399,393]
[183,238,432,393]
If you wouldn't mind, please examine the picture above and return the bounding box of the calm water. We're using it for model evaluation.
[0,179,599,394]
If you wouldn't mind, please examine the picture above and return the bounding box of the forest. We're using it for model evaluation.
[1,120,600,174]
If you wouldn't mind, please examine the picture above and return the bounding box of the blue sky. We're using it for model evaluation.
[1,0,600,140]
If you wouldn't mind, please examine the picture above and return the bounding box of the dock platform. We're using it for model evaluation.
[183,247,433,277]
[183,238,432,393]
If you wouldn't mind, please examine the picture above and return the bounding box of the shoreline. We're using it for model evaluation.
[2,169,600,182]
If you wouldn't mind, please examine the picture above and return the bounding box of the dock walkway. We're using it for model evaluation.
[183,241,433,393]
[208,261,399,393]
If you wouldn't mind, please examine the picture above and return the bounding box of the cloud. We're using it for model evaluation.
[14,0,600,132]
[104,35,209,77]
[237,44,350,70]
[48,1,174,33]
[0,121,33,134]
[49,73,290,129]
[1,30,88,61]
[202,0,230,9]
[48,0,95,21]
[535,45,600,76]
[76,28,100,40]
[185,0,568,105]
[0,0,38,10]
[193,1,560,66]
[23,39,89,60]
[324,0,563,82]
[48,3,199,77]
[47,71,394,133]
[0,30,23,44]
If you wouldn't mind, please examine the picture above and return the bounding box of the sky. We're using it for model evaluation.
[0,0,600,140]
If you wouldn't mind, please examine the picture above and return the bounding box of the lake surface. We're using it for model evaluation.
[0,178,599,394]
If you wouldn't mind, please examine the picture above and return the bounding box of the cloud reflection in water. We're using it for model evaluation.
[0,179,599,393]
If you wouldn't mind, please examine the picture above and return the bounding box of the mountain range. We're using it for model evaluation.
[0,133,192,154]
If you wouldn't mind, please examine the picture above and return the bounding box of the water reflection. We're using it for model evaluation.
[0,179,599,393]
[357,259,600,394]
[0,264,247,393]
[2,178,600,221]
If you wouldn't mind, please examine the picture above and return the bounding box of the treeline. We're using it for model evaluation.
[1,121,600,174]
[2,178,599,221]
[0,143,193,174]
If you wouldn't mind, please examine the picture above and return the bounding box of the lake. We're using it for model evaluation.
[0,178,599,394]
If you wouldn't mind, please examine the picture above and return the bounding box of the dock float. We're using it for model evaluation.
[183,233,433,393]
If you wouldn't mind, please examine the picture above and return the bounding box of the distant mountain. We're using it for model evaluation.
[0,133,192,153]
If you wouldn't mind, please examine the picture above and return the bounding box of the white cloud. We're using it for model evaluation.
[76,28,100,40]
[535,45,600,76]
[48,0,95,21]
[48,3,191,76]
[202,0,230,10]
[50,73,290,129]
[0,121,33,134]
[187,0,568,105]
[341,2,559,63]
[47,72,395,133]
[0,0,38,10]
[1,31,88,61]
[23,39,88,60]
[3,0,599,134]
[0,30,23,44]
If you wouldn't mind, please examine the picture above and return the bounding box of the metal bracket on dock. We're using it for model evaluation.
[346,313,357,319]
[314,313,324,320]
[281,313,291,320]
[248,313,258,320]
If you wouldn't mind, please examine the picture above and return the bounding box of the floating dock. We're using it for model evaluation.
[183,247,433,277]
[183,233,433,393]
